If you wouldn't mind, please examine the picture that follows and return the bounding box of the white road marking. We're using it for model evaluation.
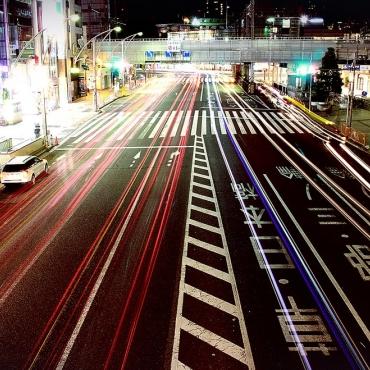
[148,111,169,138]
[180,110,192,137]
[264,174,370,343]
[225,111,237,134]
[240,112,257,134]
[270,112,295,134]
[184,283,238,316]
[218,110,227,135]
[160,111,177,138]
[191,110,199,136]
[171,111,184,137]
[56,148,163,369]
[138,111,161,139]
[233,111,247,134]
[180,318,249,364]
[201,110,207,136]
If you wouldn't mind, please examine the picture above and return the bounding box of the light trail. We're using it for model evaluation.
[220,82,369,368]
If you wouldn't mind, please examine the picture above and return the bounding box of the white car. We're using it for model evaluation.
[1,155,48,186]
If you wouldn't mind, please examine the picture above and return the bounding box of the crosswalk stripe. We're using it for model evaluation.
[262,112,285,133]
[254,112,276,134]
[225,111,237,134]
[201,110,207,136]
[270,112,295,133]
[191,110,199,136]
[278,112,305,133]
[218,111,227,135]
[232,111,247,134]
[209,110,216,135]
[181,110,192,136]
[138,111,161,139]
[117,110,150,141]
[170,110,183,137]
[282,111,311,133]
[160,111,177,137]
[246,112,265,133]
[148,111,169,138]
[73,112,120,144]
[240,112,257,134]
[70,112,116,138]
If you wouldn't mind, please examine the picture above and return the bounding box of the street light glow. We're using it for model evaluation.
[69,14,80,23]
[114,26,122,33]
[137,32,143,37]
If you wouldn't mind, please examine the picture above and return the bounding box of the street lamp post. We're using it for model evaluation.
[108,32,143,88]
[74,26,122,112]
[346,42,359,129]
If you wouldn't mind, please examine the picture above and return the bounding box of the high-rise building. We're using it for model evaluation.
[80,0,109,41]
[205,0,225,18]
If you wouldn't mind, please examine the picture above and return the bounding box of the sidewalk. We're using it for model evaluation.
[0,87,127,150]
[320,106,370,149]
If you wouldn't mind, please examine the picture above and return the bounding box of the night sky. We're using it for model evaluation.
[111,0,370,37]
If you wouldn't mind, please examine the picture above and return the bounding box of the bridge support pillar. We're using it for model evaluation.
[242,63,255,93]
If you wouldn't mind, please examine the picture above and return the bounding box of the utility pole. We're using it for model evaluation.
[92,37,98,112]
[250,0,255,39]
[346,43,358,128]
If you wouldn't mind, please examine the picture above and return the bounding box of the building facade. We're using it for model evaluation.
[80,0,109,41]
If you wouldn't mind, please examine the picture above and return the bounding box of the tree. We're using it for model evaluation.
[312,47,343,102]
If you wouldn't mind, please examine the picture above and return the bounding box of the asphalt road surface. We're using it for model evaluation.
[0,73,369,370]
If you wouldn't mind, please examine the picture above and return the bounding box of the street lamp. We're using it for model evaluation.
[73,26,122,112]
[106,32,143,89]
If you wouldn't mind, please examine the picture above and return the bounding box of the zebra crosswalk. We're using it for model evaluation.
[68,109,306,145]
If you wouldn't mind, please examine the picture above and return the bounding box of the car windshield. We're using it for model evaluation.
[2,163,29,172]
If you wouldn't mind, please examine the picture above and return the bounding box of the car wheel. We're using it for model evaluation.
[31,174,36,185]
[44,164,49,174]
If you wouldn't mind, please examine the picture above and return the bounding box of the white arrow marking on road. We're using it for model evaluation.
[167,150,180,166]
[130,151,141,167]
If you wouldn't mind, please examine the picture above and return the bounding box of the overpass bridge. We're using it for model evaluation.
[97,37,370,65]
